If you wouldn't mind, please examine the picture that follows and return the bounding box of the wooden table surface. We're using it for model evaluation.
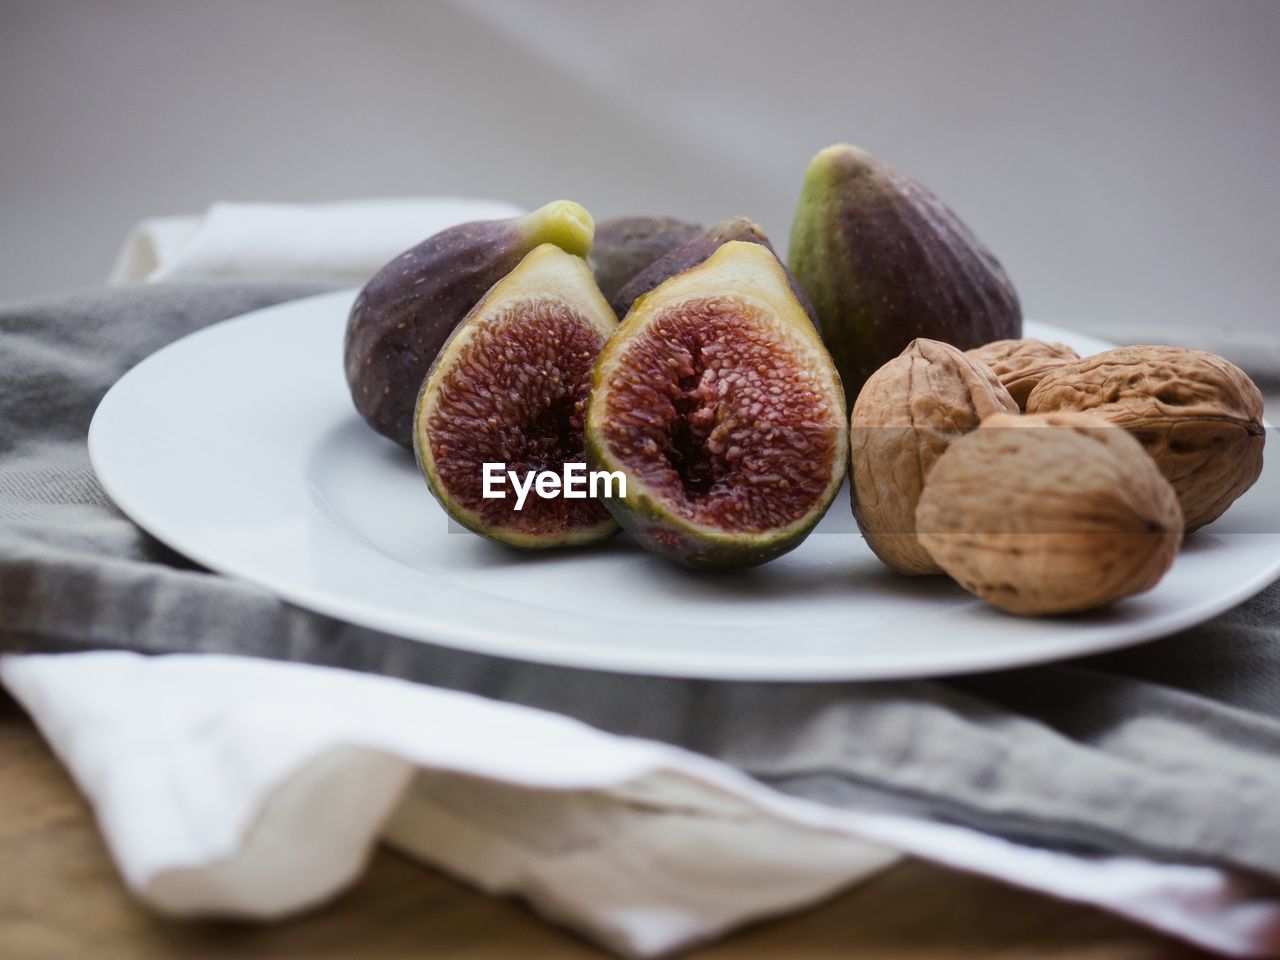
[0,688,1204,960]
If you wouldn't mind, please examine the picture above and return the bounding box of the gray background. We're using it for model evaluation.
[2,0,1277,363]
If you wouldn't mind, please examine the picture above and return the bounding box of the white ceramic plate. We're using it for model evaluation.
[89,290,1279,680]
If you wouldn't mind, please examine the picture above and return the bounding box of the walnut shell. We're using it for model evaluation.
[1025,346,1265,532]
[850,338,1018,575]
[967,339,1080,409]
[916,412,1184,615]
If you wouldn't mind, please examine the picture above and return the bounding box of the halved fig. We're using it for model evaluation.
[414,244,619,548]
[346,200,594,449]
[585,241,848,568]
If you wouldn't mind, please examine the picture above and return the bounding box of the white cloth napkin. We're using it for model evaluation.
[108,198,525,286]
[4,651,1279,958]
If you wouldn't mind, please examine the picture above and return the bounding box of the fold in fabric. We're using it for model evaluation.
[6,652,1280,959]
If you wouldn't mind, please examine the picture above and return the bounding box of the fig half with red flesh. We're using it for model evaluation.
[414,244,620,548]
[346,200,595,449]
[586,241,848,568]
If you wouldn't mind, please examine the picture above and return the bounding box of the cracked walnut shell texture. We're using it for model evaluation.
[1026,346,1264,532]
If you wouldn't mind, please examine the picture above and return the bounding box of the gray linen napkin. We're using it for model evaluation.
[3,284,1279,884]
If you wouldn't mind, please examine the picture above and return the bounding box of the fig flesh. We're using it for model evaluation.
[611,216,816,324]
[589,216,702,304]
[788,144,1022,402]
[414,244,619,548]
[345,200,594,449]
[586,241,848,568]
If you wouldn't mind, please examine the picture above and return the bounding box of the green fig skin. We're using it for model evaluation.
[345,200,594,449]
[589,216,702,304]
[586,241,848,569]
[788,145,1021,404]
[611,216,817,325]
[414,244,620,550]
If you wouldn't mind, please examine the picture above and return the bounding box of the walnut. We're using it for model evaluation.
[967,339,1080,409]
[849,339,1018,575]
[1025,346,1265,531]
[916,412,1183,615]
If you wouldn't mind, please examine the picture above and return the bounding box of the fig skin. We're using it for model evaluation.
[611,216,817,325]
[414,244,620,549]
[345,200,594,449]
[788,144,1022,403]
[589,216,702,304]
[586,241,848,569]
